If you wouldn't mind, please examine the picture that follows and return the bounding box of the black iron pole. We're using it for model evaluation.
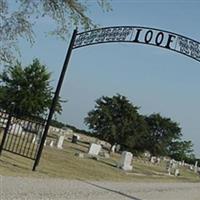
[32,29,77,171]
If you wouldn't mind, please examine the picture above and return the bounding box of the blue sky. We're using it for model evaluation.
[4,0,200,157]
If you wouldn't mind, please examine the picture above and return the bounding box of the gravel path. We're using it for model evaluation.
[1,176,200,200]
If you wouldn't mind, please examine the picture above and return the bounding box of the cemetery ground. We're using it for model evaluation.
[0,130,200,200]
[0,131,199,182]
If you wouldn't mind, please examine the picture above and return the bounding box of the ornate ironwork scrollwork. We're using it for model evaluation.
[73,26,200,63]
[177,36,200,60]
[73,27,134,48]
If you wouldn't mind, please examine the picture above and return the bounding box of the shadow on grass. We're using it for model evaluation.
[0,157,31,171]
[79,179,143,200]
[78,140,90,145]
[98,158,117,168]
[76,141,90,149]
[70,146,87,153]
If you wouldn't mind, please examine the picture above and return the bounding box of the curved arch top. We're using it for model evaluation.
[72,26,200,62]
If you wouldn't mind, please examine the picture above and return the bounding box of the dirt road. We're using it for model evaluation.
[1,176,200,200]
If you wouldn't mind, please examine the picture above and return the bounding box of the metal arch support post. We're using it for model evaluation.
[32,29,78,171]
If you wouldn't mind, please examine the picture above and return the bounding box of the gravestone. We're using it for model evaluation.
[189,165,194,170]
[88,143,101,156]
[166,160,175,175]
[56,135,65,149]
[118,151,133,171]
[166,160,179,176]
[171,160,178,175]
[156,157,161,165]
[150,156,157,164]
[166,160,171,175]
[194,161,198,173]
[116,144,121,153]
[71,134,80,143]
[175,168,180,176]
[50,140,54,147]
[144,151,151,158]
[111,145,116,153]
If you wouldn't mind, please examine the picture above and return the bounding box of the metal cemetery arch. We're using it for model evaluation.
[73,26,200,62]
[1,26,196,171]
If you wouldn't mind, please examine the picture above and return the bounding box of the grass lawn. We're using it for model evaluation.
[0,132,199,182]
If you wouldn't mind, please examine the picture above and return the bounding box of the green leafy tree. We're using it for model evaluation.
[0,0,112,64]
[145,113,182,156]
[168,140,194,161]
[0,59,62,116]
[84,94,148,152]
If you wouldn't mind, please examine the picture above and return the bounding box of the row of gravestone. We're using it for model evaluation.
[39,135,133,171]
[166,159,180,176]
[146,154,199,175]
[87,143,133,171]
[34,134,133,171]
[182,161,199,174]
[32,135,65,149]
[32,133,81,148]
[32,134,199,175]
[165,159,199,175]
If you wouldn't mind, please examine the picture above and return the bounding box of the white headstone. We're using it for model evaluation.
[194,161,198,173]
[150,156,157,164]
[156,157,161,164]
[171,160,176,167]
[56,135,65,149]
[178,161,182,166]
[10,123,24,135]
[77,135,80,140]
[189,165,194,170]
[144,151,151,158]
[111,145,116,153]
[116,144,121,152]
[166,160,171,175]
[88,143,101,156]
[175,168,180,176]
[118,151,133,171]
[50,140,54,147]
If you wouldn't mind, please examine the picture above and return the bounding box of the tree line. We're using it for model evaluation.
[85,94,197,164]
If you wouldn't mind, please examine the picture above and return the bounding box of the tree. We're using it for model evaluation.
[0,59,62,116]
[145,113,182,156]
[0,0,112,65]
[84,94,148,152]
[168,140,194,161]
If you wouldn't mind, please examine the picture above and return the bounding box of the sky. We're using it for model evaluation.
[3,0,200,157]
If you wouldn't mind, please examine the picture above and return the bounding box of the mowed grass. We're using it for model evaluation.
[0,132,200,182]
